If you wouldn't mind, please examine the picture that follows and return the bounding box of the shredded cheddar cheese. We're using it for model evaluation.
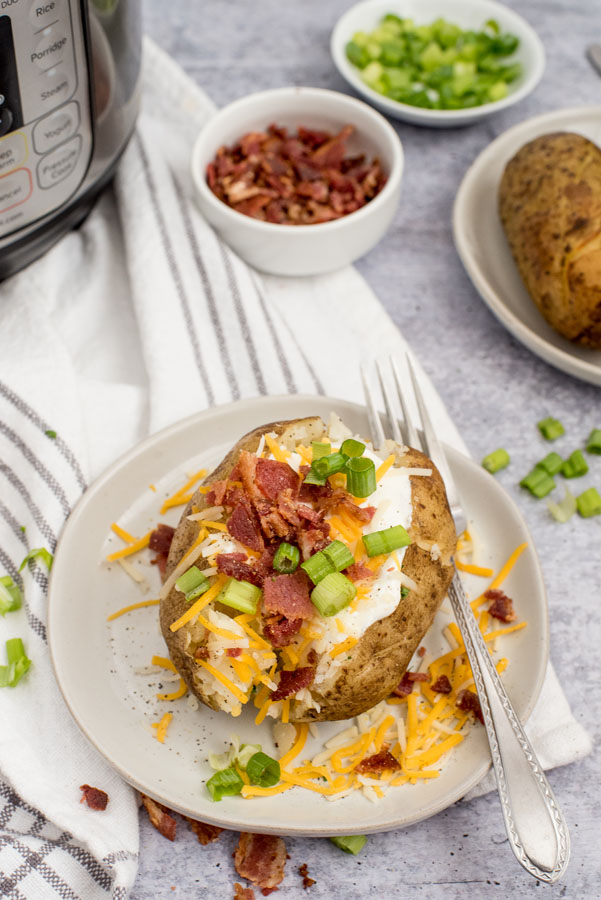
[107,598,160,621]
[106,531,152,562]
[376,454,396,481]
[111,523,136,544]
[160,469,207,515]
[455,561,494,577]
[151,655,177,673]
[264,434,289,462]
[152,712,173,743]
[169,575,227,632]
[330,636,358,658]
[157,678,187,701]
[196,659,249,705]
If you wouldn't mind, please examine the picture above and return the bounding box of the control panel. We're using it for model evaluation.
[0,0,92,238]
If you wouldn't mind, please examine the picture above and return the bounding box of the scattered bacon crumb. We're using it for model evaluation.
[392,671,430,697]
[149,523,175,554]
[234,833,287,895]
[417,646,426,658]
[456,689,484,724]
[355,748,401,774]
[184,816,223,845]
[194,645,210,660]
[226,647,243,658]
[484,589,517,623]
[431,674,452,694]
[79,785,108,810]
[140,793,177,841]
[298,863,316,889]
[344,562,373,583]
[271,666,315,701]
[234,884,256,900]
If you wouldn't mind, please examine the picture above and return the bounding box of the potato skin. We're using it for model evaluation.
[499,132,601,348]
[160,419,457,722]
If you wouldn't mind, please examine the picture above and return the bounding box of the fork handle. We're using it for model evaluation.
[448,573,570,883]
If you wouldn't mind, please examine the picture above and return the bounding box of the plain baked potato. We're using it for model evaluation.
[499,131,601,348]
[160,415,456,723]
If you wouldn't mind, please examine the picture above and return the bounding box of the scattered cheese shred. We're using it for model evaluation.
[160,469,207,514]
[201,520,228,532]
[111,523,136,544]
[264,434,289,462]
[472,542,528,610]
[107,598,160,621]
[151,655,177,673]
[151,712,172,743]
[106,531,152,562]
[168,574,226,632]
[455,561,494,577]
[157,678,187,701]
[279,724,309,768]
[376,454,396,481]
[241,783,293,798]
[330,636,358,658]
[196,659,249,705]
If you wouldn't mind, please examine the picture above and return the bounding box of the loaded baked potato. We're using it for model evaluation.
[499,131,601,348]
[159,415,456,723]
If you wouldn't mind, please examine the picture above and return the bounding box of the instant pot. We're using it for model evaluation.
[0,0,141,279]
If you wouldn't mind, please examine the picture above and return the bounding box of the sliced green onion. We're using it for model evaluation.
[585,428,601,455]
[302,468,328,486]
[0,638,32,688]
[330,835,367,855]
[19,548,53,572]
[576,487,601,518]
[531,476,556,499]
[520,468,555,497]
[45,429,57,439]
[481,448,510,474]
[345,457,377,498]
[246,751,281,787]
[273,542,300,574]
[323,541,355,572]
[561,450,588,479]
[175,566,210,602]
[547,488,577,524]
[340,438,365,458]
[311,441,331,460]
[217,578,261,615]
[236,743,262,770]
[206,766,244,801]
[363,525,411,558]
[312,452,348,478]
[301,552,336,585]
[311,572,356,617]
[537,417,565,441]
[537,452,564,476]
[401,585,410,600]
[0,576,22,616]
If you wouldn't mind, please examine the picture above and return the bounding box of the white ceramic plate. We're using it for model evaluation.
[454,106,601,386]
[48,396,548,835]
[330,0,545,127]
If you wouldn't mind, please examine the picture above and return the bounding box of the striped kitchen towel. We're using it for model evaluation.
[0,37,591,900]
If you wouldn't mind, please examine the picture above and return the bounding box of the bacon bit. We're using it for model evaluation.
[140,794,177,841]
[392,671,430,697]
[271,666,315,701]
[184,816,223,845]
[149,523,175,554]
[456,689,484,724]
[484,589,517,623]
[298,863,316,890]
[206,480,228,505]
[297,524,331,561]
[151,553,169,579]
[298,470,333,503]
[417,646,426,657]
[194,645,210,660]
[234,833,287,895]
[431,674,452,694]
[226,647,243,658]
[256,459,300,500]
[344,562,373,583]
[354,748,401,775]
[234,884,256,900]
[217,552,263,587]
[79,785,108,811]
[263,615,303,648]
[228,502,265,552]
[263,572,314,620]
[307,649,318,666]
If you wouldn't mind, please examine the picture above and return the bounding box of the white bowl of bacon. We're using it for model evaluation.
[191,86,404,276]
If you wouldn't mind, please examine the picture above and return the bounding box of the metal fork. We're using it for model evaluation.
[362,355,570,885]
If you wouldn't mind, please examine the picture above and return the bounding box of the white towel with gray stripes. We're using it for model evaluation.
[0,37,591,900]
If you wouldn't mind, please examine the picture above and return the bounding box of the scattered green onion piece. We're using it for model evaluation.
[585,428,601,455]
[363,524,411,558]
[301,551,336,585]
[481,448,510,474]
[329,835,367,855]
[217,578,262,615]
[246,751,281,788]
[311,441,331,460]
[401,585,410,600]
[561,450,588,479]
[208,750,234,771]
[312,452,348,478]
[531,476,556,499]
[345,456,377,498]
[520,468,550,494]
[0,638,32,688]
[45,429,57,439]
[537,417,565,441]
[0,576,22,616]
[19,548,53,572]
[323,540,355,572]
[236,743,262,770]
[206,767,244,801]
[303,468,328,486]
[176,566,209,595]
[273,542,300,574]
[537,452,564,476]
[576,487,601,518]
[547,488,577,524]
[311,573,356,617]
[340,438,365,459]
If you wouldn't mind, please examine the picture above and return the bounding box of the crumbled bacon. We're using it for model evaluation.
[151,553,169,579]
[456,689,484,724]
[263,615,302,648]
[255,459,300,500]
[431,674,452,694]
[298,863,316,890]
[140,794,177,841]
[206,480,228,505]
[316,489,375,523]
[149,523,175,554]
[226,647,243,658]
[354,749,401,775]
[263,572,314,620]
[207,124,386,226]
[234,884,256,900]
[194,645,210,660]
[344,562,373,583]
[217,552,262,587]
[297,523,331,560]
[184,816,223,845]
[234,833,287,895]
[79,785,108,811]
[484,589,517,623]
[392,671,430,697]
[228,501,265,552]
[271,666,315,701]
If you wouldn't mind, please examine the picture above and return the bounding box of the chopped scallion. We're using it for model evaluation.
[561,450,588,479]
[45,429,57,439]
[175,566,210,602]
[0,576,22,616]
[329,835,367,855]
[312,452,348,478]
[340,438,365,458]
[323,540,355,572]
[246,751,281,787]
[585,428,601,455]
[301,552,336,585]
[19,548,53,572]
[520,468,555,497]
[311,442,331,460]
[273,542,300,574]
[345,456,377,497]
[537,452,564,476]
[401,585,410,600]
[206,767,244,801]
[217,578,262,615]
[547,488,577,524]
[481,448,510,474]
[303,468,328,486]
[311,572,356,617]
[576,487,601,518]
[537,417,565,441]
[363,524,411,557]
[236,743,262,770]
[0,638,31,688]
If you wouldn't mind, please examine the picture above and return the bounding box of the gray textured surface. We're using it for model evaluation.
[133,1,600,896]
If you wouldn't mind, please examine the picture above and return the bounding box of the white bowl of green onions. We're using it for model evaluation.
[331,0,545,127]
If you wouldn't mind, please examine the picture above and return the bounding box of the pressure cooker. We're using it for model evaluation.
[0,0,141,279]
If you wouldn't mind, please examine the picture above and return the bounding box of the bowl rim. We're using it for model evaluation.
[190,85,404,235]
[330,0,546,124]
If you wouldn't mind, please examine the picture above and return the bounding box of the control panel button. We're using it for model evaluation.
[0,168,33,214]
[0,106,14,137]
[0,132,28,176]
[35,66,74,109]
[37,134,81,188]
[32,28,69,69]
[29,0,62,29]
[33,101,78,154]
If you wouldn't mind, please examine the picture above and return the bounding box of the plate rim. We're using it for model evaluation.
[48,394,549,835]
[453,104,601,387]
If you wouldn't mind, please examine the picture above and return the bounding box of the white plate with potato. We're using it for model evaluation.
[47,395,548,835]
[454,106,601,387]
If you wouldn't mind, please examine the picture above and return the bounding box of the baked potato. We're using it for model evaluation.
[159,414,456,723]
[499,131,601,348]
